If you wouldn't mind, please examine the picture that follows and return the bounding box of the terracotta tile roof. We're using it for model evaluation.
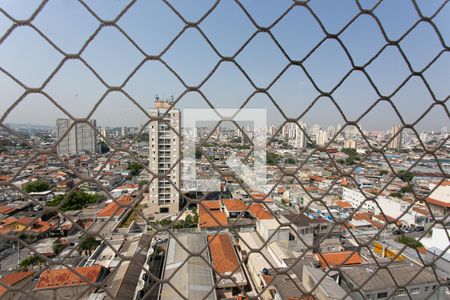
[199,200,221,210]
[277,187,287,193]
[412,206,430,216]
[115,184,139,190]
[310,175,324,182]
[0,175,12,182]
[250,192,269,200]
[198,207,228,228]
[352,212,372,221]
[248,203,273,220]
[222,199,246,212]
[315,251,362,270]
[208,234,239,274]
[0,205,16,215]
[34,265,103,290]
[16,217,35,226]
[335,201,353,209]
[30,220,54,234]
[305,186,318,192]
[0,271,34,296]
[340,178,349,186]
[426,197,450,208]
[96,194,133,217]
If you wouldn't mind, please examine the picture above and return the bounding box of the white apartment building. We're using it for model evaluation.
[389,124,402,150]
[294,122,307,149]
[344,139,357,149]
[316,129,327,146]
[148,100,180,215]
[56,118,97,156]
[342,187,428,226]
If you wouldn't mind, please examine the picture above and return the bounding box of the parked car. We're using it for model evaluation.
[414,226,425,232]
[392,229,403,235]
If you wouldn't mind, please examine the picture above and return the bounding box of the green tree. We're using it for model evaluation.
[78,235,100,256]
[52,240,66,255]
[285,158,297,165]
[398,170,414,182]
[24,180,50,193]
[195,148,202,159]
[48,191,102,211]
[267,152,279,165]
[128,162,144,177]
[99,141,110,154]
[396,236,423,249]
[341,148,357,155]
[18,255,45,270]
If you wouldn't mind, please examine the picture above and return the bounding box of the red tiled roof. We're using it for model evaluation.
[199,200,221,210]
[426,197,450,208]
[30,220,54,234]
[222,199,246,212]
[198,207,228,228]
[412,206,430,216]
[0,205,16,215]
[115,184,139,190]
[208,234,239,274]
[335,201,353,209]
[315,251,362,270]
[305,186,318,192]
[0,271,34,296]
[248,203,273,220]
[352,212,372,221]
[277,187,287,193]
[0,175,12,182]
[310,175,324,182]
[96,194,133,217]
[34,265,103,290]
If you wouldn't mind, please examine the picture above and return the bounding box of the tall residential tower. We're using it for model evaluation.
[389,125,402,150]
[148,99,181,215]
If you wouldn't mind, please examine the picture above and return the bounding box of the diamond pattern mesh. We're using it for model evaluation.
[0,1,449,300]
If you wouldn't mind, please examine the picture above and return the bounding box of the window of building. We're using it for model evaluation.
[410,288,419,294]
[377,292,388,298]
[424,286,429,292]
[396,289,406,296]
[159,207,169,213]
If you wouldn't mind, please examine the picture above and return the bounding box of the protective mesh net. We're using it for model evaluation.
[0,1,449,300]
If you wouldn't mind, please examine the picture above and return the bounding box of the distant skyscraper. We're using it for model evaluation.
[344,139,357,150]
[56,118,97,156]
[316,130,327,146]
[389,125,402,150]
[148,99,180,215]
[420,131,428,143]
[295,123,307,149]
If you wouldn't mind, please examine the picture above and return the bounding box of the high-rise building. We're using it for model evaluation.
[56,118,97,156]
[389,125,402,150]
[148,99,180,215]
[344,139,357,150]
[316,130,327,146]
[420,131,428,143]
[294,122,307,149]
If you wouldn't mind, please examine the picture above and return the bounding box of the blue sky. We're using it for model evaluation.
[0,0,448,130]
